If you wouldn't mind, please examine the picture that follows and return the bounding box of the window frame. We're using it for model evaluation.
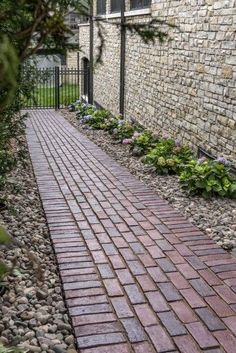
[110,0,121,13]
[97,0,106,15]
[130,0,151,11]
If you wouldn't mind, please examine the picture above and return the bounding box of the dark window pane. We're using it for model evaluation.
[97,0,106,14]
[111,0,121,13]
[130,0,151,10]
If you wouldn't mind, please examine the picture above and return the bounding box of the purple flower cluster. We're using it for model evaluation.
[175,138,181,147]
[215,156,231,166]
[80,115,92,124]
[122,138,133,145]
[118,120,125,126]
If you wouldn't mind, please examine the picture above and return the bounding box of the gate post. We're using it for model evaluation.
[55,66,60,109]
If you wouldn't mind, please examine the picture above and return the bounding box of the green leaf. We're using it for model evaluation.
[0,225,11,245]
[0,260,9,280]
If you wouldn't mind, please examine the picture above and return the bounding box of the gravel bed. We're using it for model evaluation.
[0,136,77,353]
[61,109,236,255]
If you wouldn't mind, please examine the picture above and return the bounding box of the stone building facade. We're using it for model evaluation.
[78,0,236,163]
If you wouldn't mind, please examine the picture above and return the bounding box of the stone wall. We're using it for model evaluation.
[78,0,236,163]
[66,50,78,68]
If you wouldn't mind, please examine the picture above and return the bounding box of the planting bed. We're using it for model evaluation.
[61,108,236,254]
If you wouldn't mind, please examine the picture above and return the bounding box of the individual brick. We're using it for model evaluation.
[180,288,206,308]
[102,243,118,255]
[147,266,168,282]
[146,291,169,312]
[199,269,222,286]
[77,332,126,349]
[176,263,199,279]
[174,334,201,353]
[222,316,236,332]
[127,260,146,275]
[97,263,115,279]
[158,282,182,302]
[124,284,146,304]
[146,325,175,352]
[72,313,116,326]
[214,329,236,353]
[111,297,134,318]
[156,258,177,273]
[205,296,235,317]
[195,307,225,331]
[121,318,147,342]
[116,269,135,285]
[158,311,186,336]
[134,304,158,326]
[136,274,156,292]
[69,303,112,316]
[67,295,108,307]
[214,285,236,304]
[189,278,215,297]
[109,255,126,269]
[186,322,219,349]
[79,343,131,353]
[170,301,197,324]
[103,278,123,296]
[168,272,190,290]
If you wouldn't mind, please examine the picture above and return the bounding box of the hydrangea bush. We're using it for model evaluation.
[179,158,236,198]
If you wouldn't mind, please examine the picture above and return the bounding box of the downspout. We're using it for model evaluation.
[89,1,94,104]
[119,0,126,116]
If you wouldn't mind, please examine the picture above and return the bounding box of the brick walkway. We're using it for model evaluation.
[26,110,236,353]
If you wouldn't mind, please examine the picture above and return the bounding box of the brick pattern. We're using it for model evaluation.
[26,110,236,353]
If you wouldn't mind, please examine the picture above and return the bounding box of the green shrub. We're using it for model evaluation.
[113,121,140,141]
[102,117,120,133]
[86,109,111,129]
[179,158,236,198]
[130,130,158,156]
[144,138,193,174]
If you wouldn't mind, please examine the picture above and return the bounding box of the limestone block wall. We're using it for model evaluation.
[66,50,78,68]
[78,0,236,163]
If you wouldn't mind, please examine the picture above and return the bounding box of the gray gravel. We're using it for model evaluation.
[0,135,77,353]
[62,109,236,255]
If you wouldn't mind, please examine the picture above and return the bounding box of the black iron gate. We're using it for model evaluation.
[23,66,89,109]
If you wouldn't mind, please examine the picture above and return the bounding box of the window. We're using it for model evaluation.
[111,0,121,13]
[130,0,151,10]
[97,0,106,14]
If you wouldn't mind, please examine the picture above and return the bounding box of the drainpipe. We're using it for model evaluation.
[119,0,126,116]
[89,1,94,104]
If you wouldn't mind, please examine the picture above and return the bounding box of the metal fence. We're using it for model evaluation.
[22,67,88,109]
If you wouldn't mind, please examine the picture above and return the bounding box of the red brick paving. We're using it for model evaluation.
[26,110,236,353]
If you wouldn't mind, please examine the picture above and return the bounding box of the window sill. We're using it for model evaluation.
[96,8,151,20]
[77,22,89,27]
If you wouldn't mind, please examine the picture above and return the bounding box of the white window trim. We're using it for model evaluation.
[77,22,89,27]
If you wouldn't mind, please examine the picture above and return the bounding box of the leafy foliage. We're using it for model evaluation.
[86,109,111,129]
[179,159,236,198]
[0,225,11,282]
[113,121,138,141]
[144,138,193,174]
[130,130,159,156]
[102,117,120,134]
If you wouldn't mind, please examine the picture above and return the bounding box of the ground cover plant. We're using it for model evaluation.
[68,100,236,199]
